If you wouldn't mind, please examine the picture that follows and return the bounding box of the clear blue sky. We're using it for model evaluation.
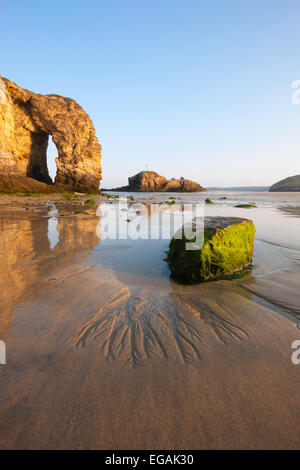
[2,0,300,187]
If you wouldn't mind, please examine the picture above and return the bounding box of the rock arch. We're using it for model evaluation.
[0,77,101,192]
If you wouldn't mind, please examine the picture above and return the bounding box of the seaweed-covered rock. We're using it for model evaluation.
[234,204,257,208]
[167,216,255,283]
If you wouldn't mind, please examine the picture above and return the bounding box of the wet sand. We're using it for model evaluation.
[0,193,299,449]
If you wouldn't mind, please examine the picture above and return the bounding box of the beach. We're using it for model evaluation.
[0,191,299,449]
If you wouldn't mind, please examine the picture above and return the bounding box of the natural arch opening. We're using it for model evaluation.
[46,136,58,183]
[27,131,52,184]
[27,133,58,185]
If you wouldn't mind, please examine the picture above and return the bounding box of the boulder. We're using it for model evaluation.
[0,77,101,192]
[167,216,255,283]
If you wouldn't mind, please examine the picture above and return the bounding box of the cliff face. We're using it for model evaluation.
[0,77,101,192]
[269,175,300,192]
[115,171,206,192]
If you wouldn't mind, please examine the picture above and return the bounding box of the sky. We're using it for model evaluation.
[2,0,300,188]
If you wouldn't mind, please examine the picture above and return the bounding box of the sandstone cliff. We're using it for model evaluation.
[0,77,101,192]
[113,171,206,192]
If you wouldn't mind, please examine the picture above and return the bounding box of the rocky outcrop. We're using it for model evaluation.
[167,217,255,283]
[269,175,300,192]
[0,77,101,192]
[113,171,206,192]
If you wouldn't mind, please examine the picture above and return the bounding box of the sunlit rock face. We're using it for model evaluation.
[0,77,101,192]
[113,171,206,192]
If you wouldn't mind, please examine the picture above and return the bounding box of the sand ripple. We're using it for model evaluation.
[71,287,248,365]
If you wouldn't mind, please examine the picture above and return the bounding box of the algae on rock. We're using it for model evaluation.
[167,216,256,283]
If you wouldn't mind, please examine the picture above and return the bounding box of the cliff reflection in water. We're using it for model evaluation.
[0,207,101,339]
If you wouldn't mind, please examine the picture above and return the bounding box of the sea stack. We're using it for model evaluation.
[113,171,206,192]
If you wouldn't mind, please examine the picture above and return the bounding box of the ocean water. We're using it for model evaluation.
[87,191,300,280]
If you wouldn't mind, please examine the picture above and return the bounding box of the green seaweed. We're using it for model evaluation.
[0,189,57,196]
[234,204,257,208]
[101,193,123,199]
[167,220,255,283]
[74,210,89,215]
[62,192,76,200]
[160,200,176,206]
[85,198,96,205]
[0,191,53,197]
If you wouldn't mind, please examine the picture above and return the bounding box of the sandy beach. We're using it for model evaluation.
[0,191,299,449]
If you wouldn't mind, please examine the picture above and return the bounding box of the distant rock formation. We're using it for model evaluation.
[269,175,300,192]
[112,171,206,192]
[0,77,101,192]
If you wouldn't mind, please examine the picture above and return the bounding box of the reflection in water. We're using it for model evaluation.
[70,203,300,366]
[0,216,39,337]
[0,208,101,339]
[48,215,59,250]
[97,201,203,241]
[1,200,300,367]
